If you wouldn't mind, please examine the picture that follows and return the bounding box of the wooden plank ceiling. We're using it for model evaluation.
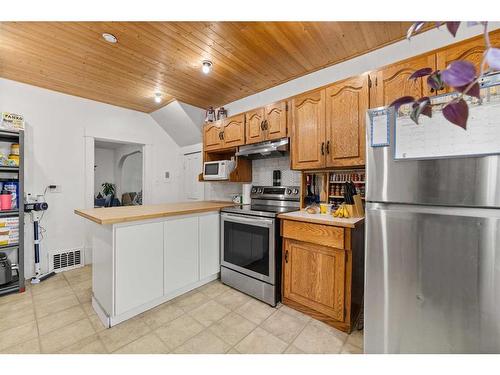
[0,22,417,113]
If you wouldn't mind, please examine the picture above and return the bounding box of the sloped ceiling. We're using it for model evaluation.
[150,101,205,147]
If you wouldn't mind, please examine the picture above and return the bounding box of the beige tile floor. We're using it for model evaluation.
[0,265,364,354]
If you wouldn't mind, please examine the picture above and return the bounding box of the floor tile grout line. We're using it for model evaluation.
[6,271,362,354]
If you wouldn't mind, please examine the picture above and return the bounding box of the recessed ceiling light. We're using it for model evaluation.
[102,33,117,44]
[154,93,162,103]
[202,60,213,74]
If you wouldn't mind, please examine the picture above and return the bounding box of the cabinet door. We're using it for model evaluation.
[245,108,265,145]
[115,222,164,315]
[265,101,287,141]
[164,217,199,294]
[199,213,220,279]
[291,89,326,170]
[325,75,368,168]
[373,54,436,107]
[203,121,223,151]
[222,114,245,148]
[437,30,500,92]
[283,239,346,321]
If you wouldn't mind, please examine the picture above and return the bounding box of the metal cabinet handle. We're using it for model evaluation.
[263,120,268,130]
[260,120,265,130]
[321,142,325,155]
[285,250,289,263]
[326,140,330,154]
[219,131,224,140]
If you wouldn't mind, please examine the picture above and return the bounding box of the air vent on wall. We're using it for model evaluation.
[50,248,84,272]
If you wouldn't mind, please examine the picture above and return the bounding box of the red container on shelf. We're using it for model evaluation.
[0,191,12,210]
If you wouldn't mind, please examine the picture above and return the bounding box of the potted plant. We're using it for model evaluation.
[101,182,115,197]
[391,22,500,128]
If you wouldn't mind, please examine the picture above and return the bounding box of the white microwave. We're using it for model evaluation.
[203,160,235,180]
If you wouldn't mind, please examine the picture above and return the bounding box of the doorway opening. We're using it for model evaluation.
[94,139,144,207]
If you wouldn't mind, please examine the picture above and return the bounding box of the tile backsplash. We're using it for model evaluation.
[252,156,301,186]
[204,155,301,201]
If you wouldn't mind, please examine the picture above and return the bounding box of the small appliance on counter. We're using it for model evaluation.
[203,159,236,180]
[220,185,300,306]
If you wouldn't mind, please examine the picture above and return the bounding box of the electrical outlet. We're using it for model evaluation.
[164,171,171,182]
[48,185,62,193]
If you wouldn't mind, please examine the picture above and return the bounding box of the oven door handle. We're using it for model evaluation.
[221,213,274,227]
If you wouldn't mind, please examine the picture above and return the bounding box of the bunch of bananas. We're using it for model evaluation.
[333,204,350,218]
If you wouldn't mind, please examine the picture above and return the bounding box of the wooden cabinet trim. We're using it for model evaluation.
[265,100,288,141]
[282,219,344,249]
[245,108,265,145]
[325,74,368,167]
[222,114,246,148]
[291,89,326,170]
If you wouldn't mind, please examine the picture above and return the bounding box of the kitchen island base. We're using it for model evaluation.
[88,210,221,328]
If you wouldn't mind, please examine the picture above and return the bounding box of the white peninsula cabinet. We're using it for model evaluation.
[75,202,232,327]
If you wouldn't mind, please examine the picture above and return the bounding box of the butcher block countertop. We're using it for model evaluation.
[278,210,364,228]
[75,201,235,225]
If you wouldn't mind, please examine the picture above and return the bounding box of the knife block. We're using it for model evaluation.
[346,196,364,218]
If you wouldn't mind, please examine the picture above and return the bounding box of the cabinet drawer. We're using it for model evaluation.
[281,220,344,249]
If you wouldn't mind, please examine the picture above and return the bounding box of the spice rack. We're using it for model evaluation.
[300,168,365,209]
[328,169,366,207]
[0,130,24,296]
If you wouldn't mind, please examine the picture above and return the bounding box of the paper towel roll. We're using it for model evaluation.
[242,184,252,204]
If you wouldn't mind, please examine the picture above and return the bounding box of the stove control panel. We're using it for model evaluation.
[250,186,300,201]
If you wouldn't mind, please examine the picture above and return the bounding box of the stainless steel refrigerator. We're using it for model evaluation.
[365,114,500,353]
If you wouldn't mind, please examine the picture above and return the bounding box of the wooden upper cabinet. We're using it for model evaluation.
[245,108,265,145]
[437,30,500,92]
[203,121,223,151]
[372,54,436,107]
[325,75,368,168]
[283,239,345,322]
[291,89,326,170]
[222,114,245,148]
[265,101,287,141]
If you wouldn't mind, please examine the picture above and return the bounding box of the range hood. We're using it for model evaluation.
[236,138,289,159]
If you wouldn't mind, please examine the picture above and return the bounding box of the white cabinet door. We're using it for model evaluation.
[115,222,164,315]
[199,213,220,279]
[164,216,199,294]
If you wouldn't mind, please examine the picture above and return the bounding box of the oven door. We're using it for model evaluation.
[221,213,275,284]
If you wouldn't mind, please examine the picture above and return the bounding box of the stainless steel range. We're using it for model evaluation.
[220,186,300,306]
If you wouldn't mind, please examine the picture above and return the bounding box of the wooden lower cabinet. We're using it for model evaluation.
[283,239,346,321]
[281,219,365,333]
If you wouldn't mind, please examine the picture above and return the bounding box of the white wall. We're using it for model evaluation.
[224,23,500,115]
[113,143,143,199]
[0,77,182,277]
[151,100,205,147]
[94,147,115,196]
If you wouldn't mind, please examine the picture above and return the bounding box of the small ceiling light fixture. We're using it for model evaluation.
[102,33,118,44]
[202,60,213,74]
[154,92,162,103]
